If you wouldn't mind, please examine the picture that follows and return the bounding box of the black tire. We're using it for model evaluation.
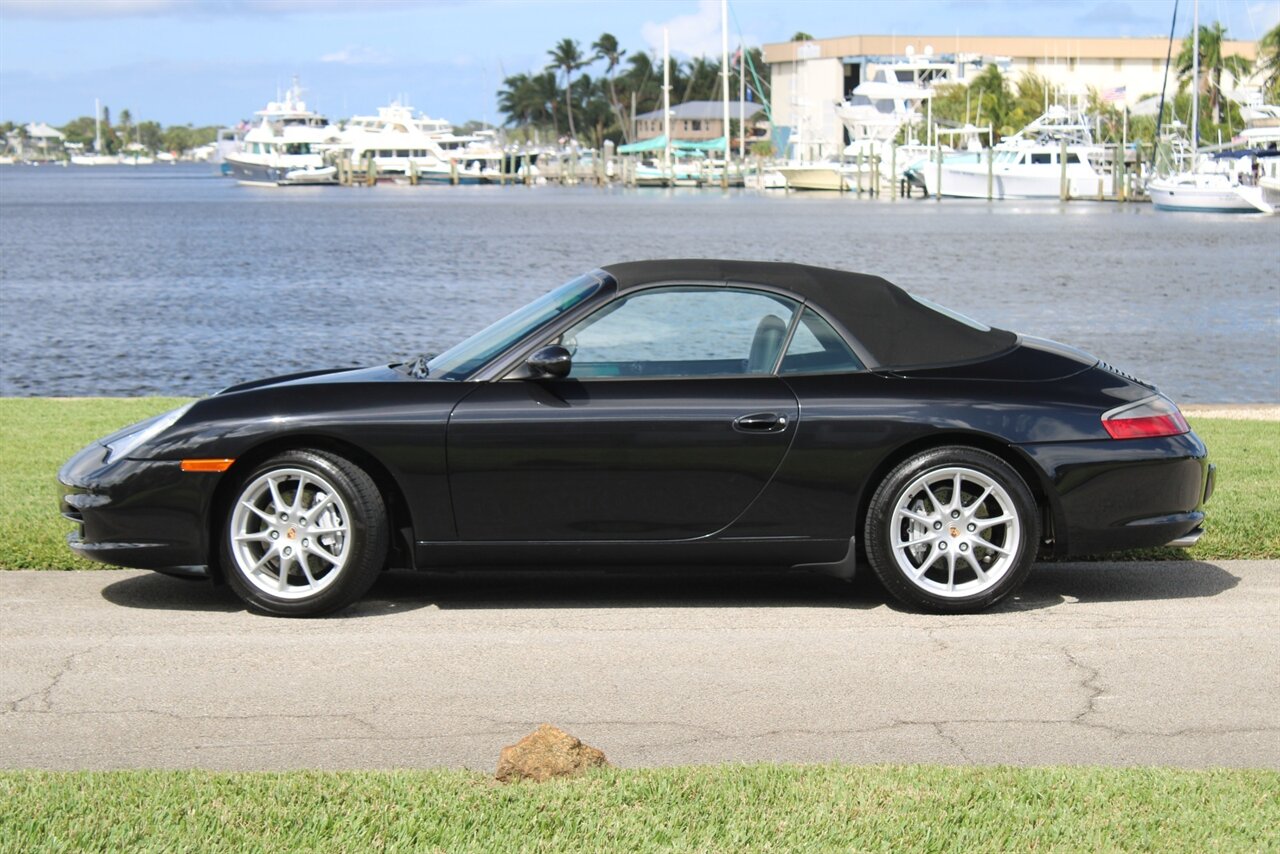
[864,446,1040,614]
[221,448,388,617]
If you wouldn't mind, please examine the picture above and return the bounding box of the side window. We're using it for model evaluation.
[560,287,799,378]
[779,308,864,375]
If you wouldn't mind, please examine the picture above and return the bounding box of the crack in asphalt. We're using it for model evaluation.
[4,643,105,714]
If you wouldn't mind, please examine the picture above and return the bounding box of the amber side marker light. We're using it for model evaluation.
[181,459,235,473]
[1101,395,1189,440]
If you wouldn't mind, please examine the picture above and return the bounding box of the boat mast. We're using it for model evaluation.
[1192,0,1199,157]
[663,28,671,172]
[739,39,746,159]
[1154,0,1178,144]
[721,0,730,167]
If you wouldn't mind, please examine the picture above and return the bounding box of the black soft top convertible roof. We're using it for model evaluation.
[598,259,1018,370]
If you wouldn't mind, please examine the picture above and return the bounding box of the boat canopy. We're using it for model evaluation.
[617,135,729,154]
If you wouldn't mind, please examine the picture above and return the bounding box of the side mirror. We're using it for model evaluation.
[526,345,572,378]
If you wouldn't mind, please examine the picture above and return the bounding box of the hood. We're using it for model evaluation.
[216,364,413,396]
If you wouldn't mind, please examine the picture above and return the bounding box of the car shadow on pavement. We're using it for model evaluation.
[362,567,885,612]
[100,560,1239,616]
[99,573,442,618]
[993,560,1239,612]
[101,573,245,613]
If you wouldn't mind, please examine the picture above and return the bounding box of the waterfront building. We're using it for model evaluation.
[633,100,768,146]
[764,34,1260,159]
[4,122,65,159]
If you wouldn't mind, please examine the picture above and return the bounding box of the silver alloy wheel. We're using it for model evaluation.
[890,466,1022,599]
[229,467,353,600]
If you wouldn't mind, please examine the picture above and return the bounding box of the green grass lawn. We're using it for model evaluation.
[0,397,1276,570]
[1,765,1276,852]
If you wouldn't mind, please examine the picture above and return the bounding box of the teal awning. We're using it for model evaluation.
[674,136,728,151]
[618,135,730,154]
[618,136,668,154]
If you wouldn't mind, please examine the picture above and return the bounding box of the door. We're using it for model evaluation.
[447,286,803,541]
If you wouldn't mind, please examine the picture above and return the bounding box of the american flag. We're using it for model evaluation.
[1102,85,1127,103]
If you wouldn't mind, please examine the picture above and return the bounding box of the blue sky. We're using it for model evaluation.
[1,0,1276,127]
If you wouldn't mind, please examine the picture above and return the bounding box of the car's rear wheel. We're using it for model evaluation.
[222,449,387,617]
[865,446,1040,614]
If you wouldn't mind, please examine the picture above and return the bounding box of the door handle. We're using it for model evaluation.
[733,412,788,433]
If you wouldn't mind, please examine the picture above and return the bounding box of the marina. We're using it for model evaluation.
[0,163,1275,403]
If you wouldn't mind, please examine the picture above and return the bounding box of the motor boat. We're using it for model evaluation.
[922,103,1106,199]
[224,79,340,186]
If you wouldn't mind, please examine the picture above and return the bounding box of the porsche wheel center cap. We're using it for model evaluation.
[949,526,960,538]
[286,527,297,540]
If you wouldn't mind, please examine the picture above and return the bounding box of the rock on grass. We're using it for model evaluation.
[495,724,609,782]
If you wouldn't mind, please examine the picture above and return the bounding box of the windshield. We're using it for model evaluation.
[427,273,602,380]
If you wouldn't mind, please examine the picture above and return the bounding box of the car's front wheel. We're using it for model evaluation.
[221,449,388,617]
[865,446,1040,613]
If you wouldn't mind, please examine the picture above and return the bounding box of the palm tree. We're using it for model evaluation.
[547,38,587,140]
[681,56,721,102]
[497,73,536,127]
[592,33,628,142]
[1177,22,1253,124]
[1259,23,1280,100]
[532,71,562,136]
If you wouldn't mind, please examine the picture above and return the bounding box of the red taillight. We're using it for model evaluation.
[1102,396,1190,440]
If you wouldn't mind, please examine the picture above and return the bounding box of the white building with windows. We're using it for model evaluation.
[764,34,1260,159]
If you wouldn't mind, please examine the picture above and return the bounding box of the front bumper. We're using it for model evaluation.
[59,441,215,571]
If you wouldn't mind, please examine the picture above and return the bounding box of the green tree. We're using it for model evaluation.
[791,32,814,42]
[59,116,97,147]
[681,56,722,102]
[1258,23,1280,101]
[547,38,587,140]
[592,33,628,142]
[118,108,133,147]
[162,124,194,154]
[1177,22,1253,124]
[137,121,163,151]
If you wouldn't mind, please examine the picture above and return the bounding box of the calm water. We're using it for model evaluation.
[1,164,1277,401]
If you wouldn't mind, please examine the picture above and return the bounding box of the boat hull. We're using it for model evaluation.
[224,156,337,186]
[777,167,846,192]
[69,155,121,166]
[1148,181,1260,213]
[923,164,1106,199]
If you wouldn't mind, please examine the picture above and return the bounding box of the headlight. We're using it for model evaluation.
[103,403,194,463]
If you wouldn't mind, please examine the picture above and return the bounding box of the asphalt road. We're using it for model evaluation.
[2,561,1277,771]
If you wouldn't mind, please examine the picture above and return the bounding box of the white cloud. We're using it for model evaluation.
[320,45,392,65]
[641,0,754,59]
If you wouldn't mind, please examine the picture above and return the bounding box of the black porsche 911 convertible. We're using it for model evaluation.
[61,260,1213,616]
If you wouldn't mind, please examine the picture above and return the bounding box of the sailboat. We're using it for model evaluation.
[1146,1,1273,212]
[69,99,121,166]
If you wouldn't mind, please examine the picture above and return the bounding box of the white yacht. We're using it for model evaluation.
[834,52,947,149]
[780,52,958,192]
[338,103,504,182]
[1148,170,1259,212]
[922,103,1106,199]
[224,80,340,186]
[1148,102,1280,213]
